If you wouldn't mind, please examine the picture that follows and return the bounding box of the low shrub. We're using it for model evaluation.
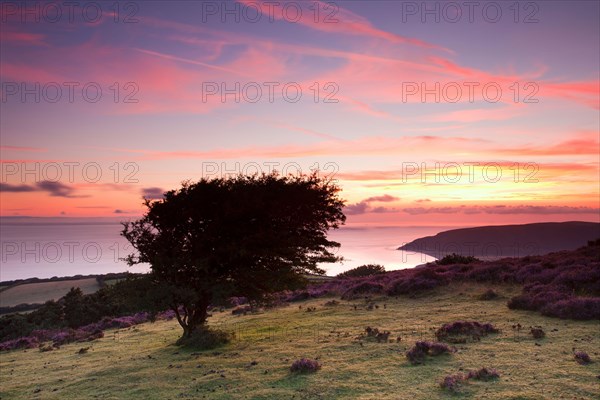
[440,367,500,392]
[574,351,591,364]
[386,276,442,296]
[437,253,480,265]
[228,297,248,307]
[290,358,321,373]
[439,374,465,392]
[364,327,391,343]
[176,327,231,350]
[406,341,454,364]
[540,297,600,320]
[231,305,253,315]
[39,344,56,352]
[467,367,500,381]
[466,263,513,283]
[341,282,384,300]
[530,326,545,339]
[477,289,499,300]
[337,264,385,279]
[435,321,499,343]
[0,336,39,351]
[288,291,311,302]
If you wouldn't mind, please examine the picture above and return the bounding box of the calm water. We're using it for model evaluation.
[0,223,454,281]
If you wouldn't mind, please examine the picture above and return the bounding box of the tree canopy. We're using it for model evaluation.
[121,172,345,338]
[336,264,386,279]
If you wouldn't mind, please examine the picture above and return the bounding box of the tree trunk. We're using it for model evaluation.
[174,296,211,339]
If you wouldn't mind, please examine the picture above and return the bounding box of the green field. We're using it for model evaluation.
[1,282,598,399]
[0,278,101,308]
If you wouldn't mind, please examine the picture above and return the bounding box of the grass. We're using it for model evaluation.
[1,282,599,399]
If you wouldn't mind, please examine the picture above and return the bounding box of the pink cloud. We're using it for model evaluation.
[91,131,599,163]
[337,162,598,182]
[2,8,596,119]
[430,104,524,123]
[1,62,65,82]
[499,134,600,156]
[1,31,46,46]
[99,135,491,160]
[540,81,600,109]
[236,0,445,50]
[0,146,47,152]
[403,205,600,216]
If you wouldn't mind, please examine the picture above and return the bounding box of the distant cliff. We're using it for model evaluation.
[398,221,600,259]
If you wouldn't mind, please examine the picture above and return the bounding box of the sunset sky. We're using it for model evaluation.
[1,0,599,227]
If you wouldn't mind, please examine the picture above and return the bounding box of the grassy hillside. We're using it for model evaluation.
[1,282,598,399]
[0,278,101,308]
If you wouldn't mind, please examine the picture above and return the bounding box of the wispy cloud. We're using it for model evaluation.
[1,181,87,198]
[403,205,600,215]
[236,0,446,50]
[141,187,165,200]
[0,145,47,152]
[345,194,399,215]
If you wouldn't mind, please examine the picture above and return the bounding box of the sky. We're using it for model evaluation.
[1,0,599,227]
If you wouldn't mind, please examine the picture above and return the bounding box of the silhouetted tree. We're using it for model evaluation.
[121,172,345,338]
[62,287,87,328]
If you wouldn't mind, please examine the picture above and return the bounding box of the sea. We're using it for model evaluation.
[0,223,455,282]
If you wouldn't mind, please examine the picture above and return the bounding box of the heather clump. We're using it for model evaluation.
[506,240,600,320]
[0,336,40,351]
[290,358,321,373]
[287,291,311,302]
[435,321,499,343]
[228,297,248,307]
[440,368,500,392]
[540,297,600,320]
[437,253,480,265]
[337,264,385,279]
[574,351,591,365]
[175,327,231,350]
[477,289,499,300]
[467,367,500,381]
[231,305,253,315]
[530,326,545,339]
[386,268,447,296]
[341,282,384,300]
[406,341,455,364]
[439,373,465,391]
[364,327,391,343]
